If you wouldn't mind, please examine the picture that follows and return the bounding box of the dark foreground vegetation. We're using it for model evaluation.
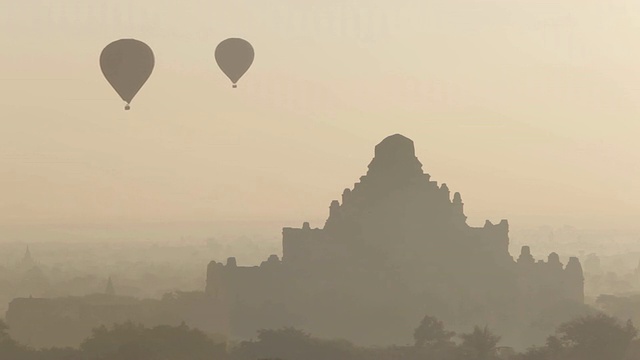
[1,313,639,360]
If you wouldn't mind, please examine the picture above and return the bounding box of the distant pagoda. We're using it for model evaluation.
[105,277,115,296]
[20,246,35,268]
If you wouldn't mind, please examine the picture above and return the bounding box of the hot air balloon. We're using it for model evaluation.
[100,39,155,110]
[215,38,254,88]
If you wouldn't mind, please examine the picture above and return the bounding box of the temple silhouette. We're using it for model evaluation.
[205,134,585,346]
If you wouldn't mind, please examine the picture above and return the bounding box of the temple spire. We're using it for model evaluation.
[21,245,34,268]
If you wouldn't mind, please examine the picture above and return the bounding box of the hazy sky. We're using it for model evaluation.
[1,1,640,233]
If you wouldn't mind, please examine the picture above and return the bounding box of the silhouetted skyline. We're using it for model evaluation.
[1,2,640,359]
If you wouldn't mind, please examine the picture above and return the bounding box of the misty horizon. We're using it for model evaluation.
[2,1,640,359]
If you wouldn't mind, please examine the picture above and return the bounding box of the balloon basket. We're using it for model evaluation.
[125,104,131,110]
[232,84,237,88]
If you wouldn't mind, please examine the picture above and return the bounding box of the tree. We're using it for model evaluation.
[79,322,226,360]
[624,338,640,360]
[0,319,32,360]
[413,315,456,348]
[521,346,549,360]
[35,347,84,360]
[231,328,360,360]
[555,313,637,360]
[458,326,501,360]
[521,336,564,360]
[0,319,9,342]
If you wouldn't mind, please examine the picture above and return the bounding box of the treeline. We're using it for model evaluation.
[1,313,639,360]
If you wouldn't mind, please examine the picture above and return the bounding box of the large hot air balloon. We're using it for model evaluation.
[215,38,254,88]
[100,39,155,110]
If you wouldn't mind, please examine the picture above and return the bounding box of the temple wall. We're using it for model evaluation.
[206,256,284,305]
[515,250,585,309]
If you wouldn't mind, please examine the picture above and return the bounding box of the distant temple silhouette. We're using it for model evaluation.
[205,134,585,346]
[105,277,115,296]
[20,246,35,268]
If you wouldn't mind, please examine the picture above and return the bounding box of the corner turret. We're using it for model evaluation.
[452,192,467,223]
[440,183,450,201]
[547,252,563,270]
[226,257,237,267]
[565,257,585,303]
[517,246,535,265]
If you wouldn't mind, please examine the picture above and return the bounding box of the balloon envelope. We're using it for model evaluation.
[215,38,254,87]
[100,39,154,107]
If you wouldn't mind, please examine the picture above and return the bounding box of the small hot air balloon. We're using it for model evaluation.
[100,39,155,110]
[215,38,254,88]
